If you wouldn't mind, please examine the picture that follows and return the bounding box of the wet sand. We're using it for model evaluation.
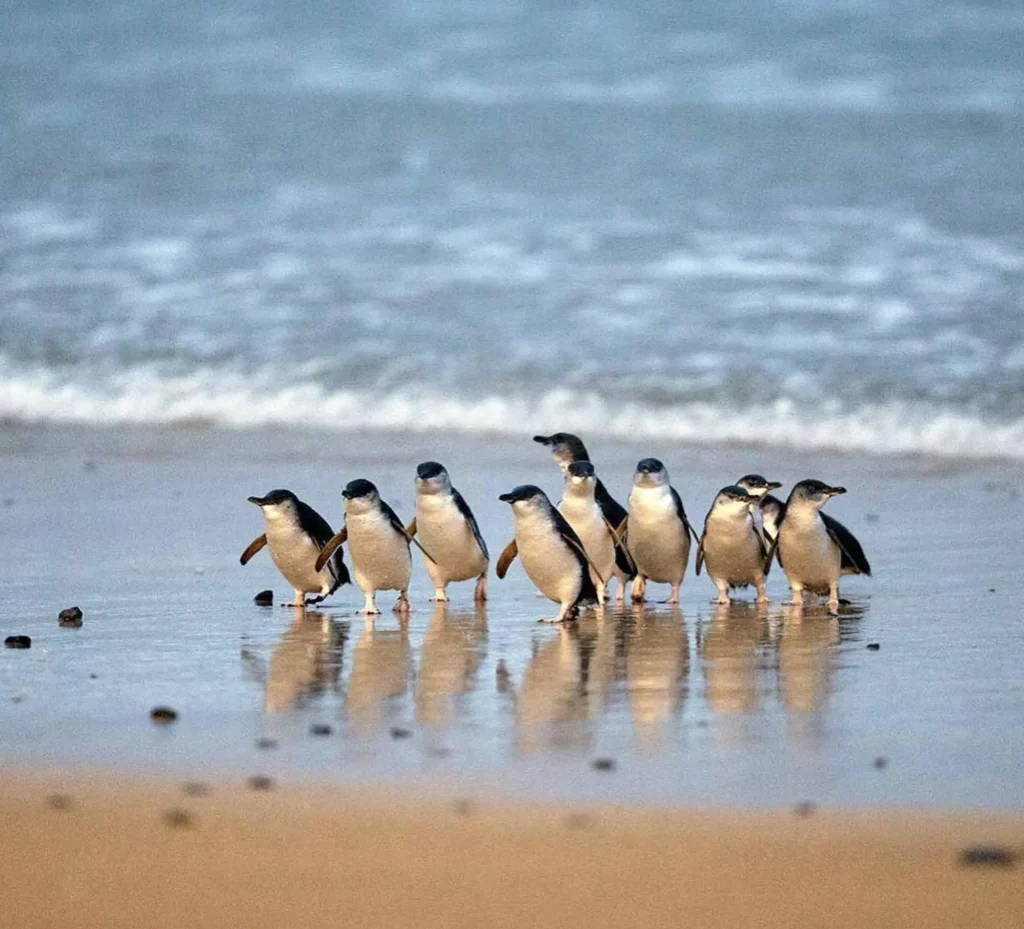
[2,772,1022,929]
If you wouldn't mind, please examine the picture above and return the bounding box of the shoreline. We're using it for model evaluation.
[2,770,1022,929]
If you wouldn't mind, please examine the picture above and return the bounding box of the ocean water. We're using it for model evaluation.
[2,0,1023,458]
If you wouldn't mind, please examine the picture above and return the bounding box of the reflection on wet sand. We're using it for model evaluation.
[622,608,689,745]
[701,602,769,715]
[255,611,347,713]
[776,602,842,723]
[416,604,488,726]
[516,625,590,752]
[344,618,412,733]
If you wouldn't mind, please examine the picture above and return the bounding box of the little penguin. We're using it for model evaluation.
[735,474,784,542]
[772,479,871,613]
[623,458,698,604]
[315,479,432,615]
[533,432,635,600]
[241,490,350,606]
[695,485,771,605]
[408,461,489,602]
[557,461,623,606]
[496,484,598,623]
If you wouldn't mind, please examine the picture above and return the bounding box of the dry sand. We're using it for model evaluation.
[1,772,1021,929]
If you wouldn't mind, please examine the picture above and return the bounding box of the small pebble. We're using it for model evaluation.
[256,737,278,750]
[254,590,274,605]
[150,706,178,724]
[164,809,193,829]
[864,513,879,523]
[182,781,209,797]
[873,756,888,770]
[58,606,84,628]
[89,673,98,679]
[592,758,616,772]
[794,802,817,818]
[4,635,31,649]
[453,799,473,816]
[3,497,13,507]
[389,727,412,740]
[46,794,74,811]
[866,642,880,651]
[248,775,274,792]
[988,588,996,594]
[960,845,1017,868]
[565,812,593,831]
[309,723,332,737]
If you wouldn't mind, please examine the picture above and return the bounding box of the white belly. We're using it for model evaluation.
[558,497,615,587]
[416,494,487,584]
[778,514,840,590]
[515,511,584,605]
[703,515,764,587]
[346,512,412,593]
[627,488,689,584]
[266,519,331,594]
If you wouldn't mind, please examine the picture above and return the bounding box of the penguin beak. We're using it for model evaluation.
[341,489,353,500]
[532,435,552,446]
[827,486,847,496]
[498,492,516,503]
[767,481,783,490]
[247,496,266,507]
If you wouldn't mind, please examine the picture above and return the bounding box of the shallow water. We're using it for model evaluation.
[1,429,1022,807]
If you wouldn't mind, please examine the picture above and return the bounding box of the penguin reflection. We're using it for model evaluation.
[344,618,413,732]
[701,602,770,716]
[516,625,590,753]
[624,608,689,744]
[257,612,347,713]
[776,601,841,719]
[415,604,488,727]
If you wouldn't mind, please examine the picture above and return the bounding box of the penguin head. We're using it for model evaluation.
[633,457,669,488]
[499,484,549,513]
[735,474,783,497]
[415,461,451,495]
[788,479,846,508]
[248,489,300,520]
[564,460,597,495]
[533,432,589,472]
[712,485,760,514]
[342,478,380,514]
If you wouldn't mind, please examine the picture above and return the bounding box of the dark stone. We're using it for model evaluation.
[164,809,193,829]
[873,756,888,769]
[182,781,209,797]
[254,589,274,605]
[309,723,332,737]
[960,845,1017,868]
[866,642,881,651]
[89,673,98,679]
[58,606,83,627]
[453,799,473,816]
[592,758,616,772]
[389,727,412,740]
[256,737,278,750]
[46,794,74,811]
[988,588,996,593]
[5,635,31,649]
[248,775,274,792]
[864,513,879,523]
[565,813,593,831]
[150,706,178,723]
[794,802,817,817]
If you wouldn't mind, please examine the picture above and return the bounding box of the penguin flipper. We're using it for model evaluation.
[496,540,518,579]
[314,527,347,573]
[452,488,489,561]
[561,532,606,586]
[670,487,700,545]
[601,514,636,575]
[240,534,267,565]
[405,517,417,537]
[695,533,705,575]
[822,512,871,576]
[381,501,437,565]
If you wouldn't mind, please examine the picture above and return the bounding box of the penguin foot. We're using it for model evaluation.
[393,593,411,614]
[357,608,382,615]
[827,599,840,614]
[474,576,488,602]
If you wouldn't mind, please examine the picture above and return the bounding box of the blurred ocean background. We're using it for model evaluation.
[2,0,1023,459]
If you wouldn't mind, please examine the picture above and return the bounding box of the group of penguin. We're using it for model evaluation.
[241,432,871,621]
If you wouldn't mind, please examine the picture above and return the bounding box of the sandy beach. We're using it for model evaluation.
[2,771,1022,929]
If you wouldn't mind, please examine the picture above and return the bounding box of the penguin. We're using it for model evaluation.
[407,461,489,602]
[556,460,622,606]
[241,490,350,606]
[622,458,697,604]
[735,474,784,542]
[695,485,771,605]
[533,432,635,600]
[772,479,871,613]
[315,479,431,615]
[496,484,598,623]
